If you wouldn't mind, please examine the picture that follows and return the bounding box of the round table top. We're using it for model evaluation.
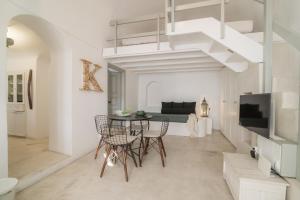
[108,114,152,121]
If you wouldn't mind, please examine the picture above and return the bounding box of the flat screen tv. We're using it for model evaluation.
[239,93,271,138]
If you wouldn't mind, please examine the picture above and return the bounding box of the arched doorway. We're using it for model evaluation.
[2,14,73,180]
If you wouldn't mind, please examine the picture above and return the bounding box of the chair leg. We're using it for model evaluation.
[94,137,103,159]
[138,137,145,167]
[158,138,165,167]
[129,144,138,167]
[141,138,149,162]
[100,146,111,178]
[113,146,118,164]
[144,138,150,154]
[123,146,129,182]
[159,137,166,157]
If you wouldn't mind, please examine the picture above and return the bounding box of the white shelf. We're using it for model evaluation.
[223,153,288,200]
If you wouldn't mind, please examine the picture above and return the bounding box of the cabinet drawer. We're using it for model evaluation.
[240,180,286,200]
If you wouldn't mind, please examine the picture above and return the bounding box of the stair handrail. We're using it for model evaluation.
[165,0,228,38]
[108,0,230,54]
[109,14,164,54]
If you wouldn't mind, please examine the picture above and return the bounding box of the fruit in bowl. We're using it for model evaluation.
[115,110,131,117]
[135,110,146,117]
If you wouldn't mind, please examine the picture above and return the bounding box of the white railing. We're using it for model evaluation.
[165,0,228,38]
[109,14,164,53]
[108,0,229,54]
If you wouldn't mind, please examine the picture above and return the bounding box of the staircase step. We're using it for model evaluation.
[167,17,263,63]
[209,42,228,53]
[226,53,246,63]
[224,62,248,72]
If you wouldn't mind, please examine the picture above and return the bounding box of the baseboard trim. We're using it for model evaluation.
[16,149,94,192]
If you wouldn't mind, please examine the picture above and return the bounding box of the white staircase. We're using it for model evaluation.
[166,17,263,72]
[103,0,265,73]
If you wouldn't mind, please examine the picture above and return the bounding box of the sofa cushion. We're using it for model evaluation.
[183,102,196,109]
[174,108,188,114]
[162,102,173,109]
[173,102,184,108]
[161,101,195,114]
[161,108,174,114]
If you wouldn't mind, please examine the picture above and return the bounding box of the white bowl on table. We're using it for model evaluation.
[115,110,131,117]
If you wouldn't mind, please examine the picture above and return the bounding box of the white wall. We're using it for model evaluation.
[221,42,300,199]
[125,70,138,112]
[236,63,261,152]
[0,0,115,177]
[230,42,300,151]
[225,41,300,148]
[272,43,300,142]
[273,0,300,51]
[36,53,50,139]
[138,71,221,129]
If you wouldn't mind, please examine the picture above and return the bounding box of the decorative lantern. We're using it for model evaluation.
[200,98,209,117]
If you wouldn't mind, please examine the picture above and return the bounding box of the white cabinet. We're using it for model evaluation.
[7,73,25,104]
[220,69,240,147]
[223,153,288,200]
[197,117,212,137]
[7,72,27,137]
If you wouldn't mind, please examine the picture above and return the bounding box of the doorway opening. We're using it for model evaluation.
[108,65,125,114]
[6,17,69,180]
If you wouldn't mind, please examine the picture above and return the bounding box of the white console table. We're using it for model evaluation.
[223,153,288,200]
[197,117,212,137]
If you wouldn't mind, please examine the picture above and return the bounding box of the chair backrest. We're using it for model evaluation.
[95,115,130,144]
[95,115,110,137]
[104,125,130,145]
[132,120,150,131]
[160,118,169,137]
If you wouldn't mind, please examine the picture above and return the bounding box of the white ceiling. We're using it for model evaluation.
[105,47,225,73]
[7,21,48,54]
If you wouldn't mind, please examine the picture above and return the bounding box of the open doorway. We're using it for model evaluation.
[6,19,68,179]
[108,65,125,114]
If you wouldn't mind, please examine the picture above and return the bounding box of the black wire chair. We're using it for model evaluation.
[130,120,150,136]
[95,115,138,182]
[94,115,128,159]
[141,118,169,167]
[94,115,110,159]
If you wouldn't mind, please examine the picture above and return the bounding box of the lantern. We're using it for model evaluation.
[200,98,209,117]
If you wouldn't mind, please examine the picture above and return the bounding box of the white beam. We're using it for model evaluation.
[120,57,217,68]
[263,0,273,93]
[134,67,224,74]
[220,0,225,38]
[126,62,223,71]
[108,50,209,64]
[166,0,229,12]
[226,53,245,63]
[128,63,224,71]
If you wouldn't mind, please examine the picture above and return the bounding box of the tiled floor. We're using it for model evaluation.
[8,136,68,179]
[17,132,235,200]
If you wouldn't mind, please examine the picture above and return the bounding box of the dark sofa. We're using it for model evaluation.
[161,102,196,115]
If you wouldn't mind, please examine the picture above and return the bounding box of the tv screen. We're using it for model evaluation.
[239,93,271,138]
